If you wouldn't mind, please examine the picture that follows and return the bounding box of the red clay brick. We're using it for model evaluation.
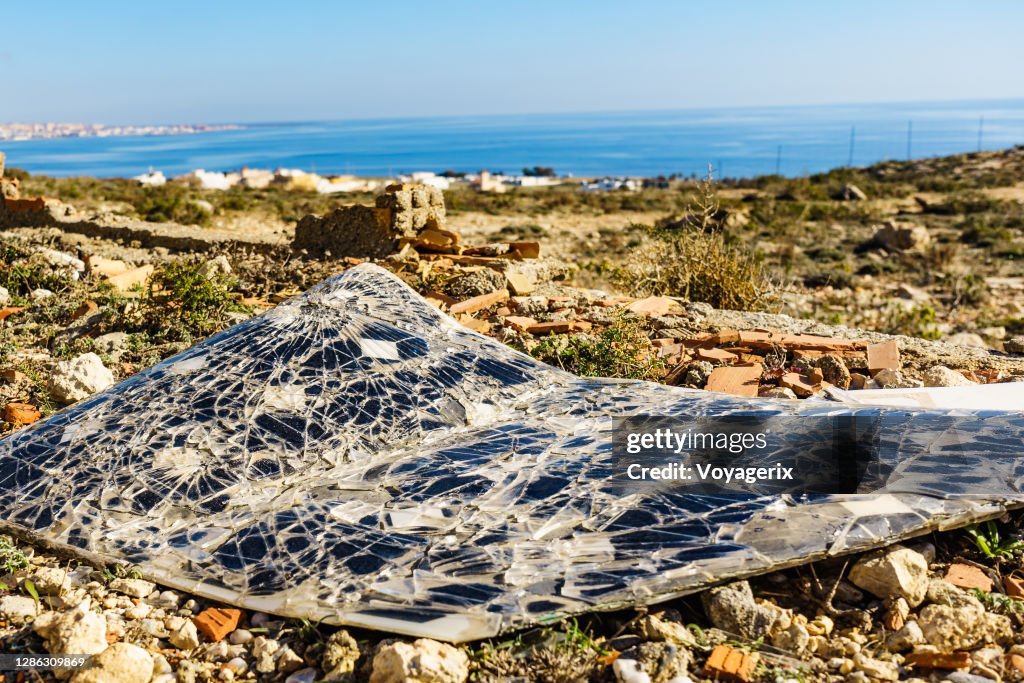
[704,644,758,682]
[193,608,242,642]
[905,651,971,670]
[944,563,993,592]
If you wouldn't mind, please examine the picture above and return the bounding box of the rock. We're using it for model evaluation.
[198,254,231,279]
[917,603,1011,650]
[848,545,928,606]
[93,332,130,359]
[759,386,798,399]
[946,332,987,348]
[106,264,154,293]
[772,622,810,654]
[835,184,868,201]
[680,360,714,388]
[32,287,54,300]
[872,368,923,389]
[615,641,690,683]
[1005,336,1024,354]
[286,669,318,683]
[228,628,253,645]
[634,613,699,648]
[277,646,305,674]
[0,285,9,305]
[33,599,108,674]
[253,636,281,673]
[322,628,361,677]
[853,653,899,681]
[885,620,924,651]
[923,365,974,387]
[812,354,851,389]
[895,283,931,302]
[947,673,997,683]
[107,577,154,599]
[701,580,783,640]
[370,639,469,683]
[873,221,930,252]
[446,269,505,299]
[170,618,201,650]
[30,566,72,595]
[0,595,39,623]
[48,352,115,404]
[926,578,982,608]
[70,643,152,683]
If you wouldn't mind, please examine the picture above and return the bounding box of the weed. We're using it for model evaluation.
[22,579,40,606]
[966,521,1024,560]
[531,317,664,381]
[101,563,144,582]
[0,536,29,575]
[879,303,942,340]
[142,258,246,339]
[970,588,1024,613]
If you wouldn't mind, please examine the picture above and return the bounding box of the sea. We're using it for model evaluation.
[5,99,1024,180]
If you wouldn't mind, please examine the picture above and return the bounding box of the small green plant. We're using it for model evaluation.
[142,258,245,338]
[966,521,1024,559]
[0,535,29,575]
[880,303,942,340]
[22,579,40,606]
[531,317,664,381]
[101,563,144,582]
[970,587,1024,613]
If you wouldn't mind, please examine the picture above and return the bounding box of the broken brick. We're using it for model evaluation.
[1,369,27,384]
[71,300,99,321]
[626,296,678,317]
[944,563,993,592]
[1007,653,1024,675]
[703,644,758,683]
[695,347,739,363]
[3,402,41,426]
[705,364,763,397]
[507,241,541,258]
[866,340,901,374]
[0,307,27,322]
[779,372,820,398]
[449,289,509,315]
[193,608,242,642]
[1003,575,1024,598]
[904,651,971,671]
[456,314,491,334]
[106,264,154,293]
[502,315,538,331]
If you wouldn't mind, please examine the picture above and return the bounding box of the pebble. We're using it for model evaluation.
[701,580,784,639]
[169,619,201,650]
[123,603,151,620]
[277,645,305,674]
[848,544,929,606]
[30,566,73,595]
[108,577,156,599]
[947,673,997,683]
[285,669,318,683]
[371,639,470,683]
[228,627,254,645]
[0,595,39,623]
[224,657,248,674]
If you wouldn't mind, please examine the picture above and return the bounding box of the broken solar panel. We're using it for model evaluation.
[1,263,1023,642]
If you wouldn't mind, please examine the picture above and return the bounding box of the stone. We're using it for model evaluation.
[253,636,281,673]
[772,622,810,654]
[446,269,505,299]
[944,563,994,592]
[0,286,9,305]
[48,352,115,404]
[848,545,928,606]
[1004,336,1024,354]
[277,646,305,674]
[3,402,41,425]
[926,578,982,608]
[170,618,201,650]
[30,567,72,595]
[633,613,699,648]
[885,621,924,651]
[835,184,868,201]
[946,672,996,683]
[1004,575,1024,598]
[917,603,1011,651]
[0,595,39,623]
[370,638,470,683]
[895,283,931,302]
[449,289,509,315]
[853,653,899,681]
[70,643,153,683]
[108,577,155,599]
[813,354,851,389]
[616,641,690,683]
[903,651,971,671]
[866,340,900,374]
[32,288,54,300]
[779,371,819,397]
[873,221,930,251]
[759,386,798,399]
[193,607,242,642]
[322,628,361,677]
[627,296,679,317]
[701,580,782,640]
[873,368,923,389]
[694,347,739,363]
[285,669,318,683]
[923,365,975,387]
[228,628,253,645]
[947,332,988,348]
[32,599,108,674]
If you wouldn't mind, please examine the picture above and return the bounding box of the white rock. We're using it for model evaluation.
[30,566,72,595]
[917,602,1011,651]
[613,658,653,683]
[32,599,108,677]
[853,653,898,681]
[48,353,115,404]
[123,603,151,620]
[228,628,253,645]
[0,595,39,622]
[70,642,153,683]
[848,545,928,606]
[108,578,155,599]
[923,365,974,387]
[370,639,470,683]
[0,285,9,305]
[31,288,54,300]
[701,580,784,639]
[885,620,924,651]
[200,255,232,279]
[169,618,201,650]
[94,332,130,358]
[872,368,924,389]
[253,636,281,673]
[285,668,318,683]
[277,646,305,674]
[225,657,248,674]
[946,332,988,348]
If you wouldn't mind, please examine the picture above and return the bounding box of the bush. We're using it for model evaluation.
[141,258,244,339]
[530,317,664,381]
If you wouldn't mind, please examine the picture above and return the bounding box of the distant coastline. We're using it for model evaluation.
[3,99,1022,179]
[0,122,242,142]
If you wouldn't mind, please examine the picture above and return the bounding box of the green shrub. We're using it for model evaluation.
[530,317,664,381]
[141,258,244,339]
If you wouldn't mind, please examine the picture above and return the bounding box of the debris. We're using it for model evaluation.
[848,544,929,606]
[924,365,976,387]
[866,340,900,375]
[904,651,972,671]
[1003,575,1024,598]
[321,629,361,678]
[169,619,201,650]
[524,320,592,335]
[626,296,679,317]
[779,371,820,397]
[694,347,738,363]
[193,607,242,642]
[0,595,39,623]
[33,598,108,659]
[944,563,994,592]
[106,264,154,293]
[704,364,763,397]
[448,289,509,315]
[917,602,1011,651]
[703,644,758,683]
[108,577,155,598]
[0,306,27,321]
[3,402,41,425]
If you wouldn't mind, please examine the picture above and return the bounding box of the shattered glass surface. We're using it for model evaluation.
[1,264,1023,641]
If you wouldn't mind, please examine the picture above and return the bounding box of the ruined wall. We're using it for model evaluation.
[292,183,447,258]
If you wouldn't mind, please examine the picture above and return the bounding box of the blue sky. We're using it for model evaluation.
[4,1,1023,124]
